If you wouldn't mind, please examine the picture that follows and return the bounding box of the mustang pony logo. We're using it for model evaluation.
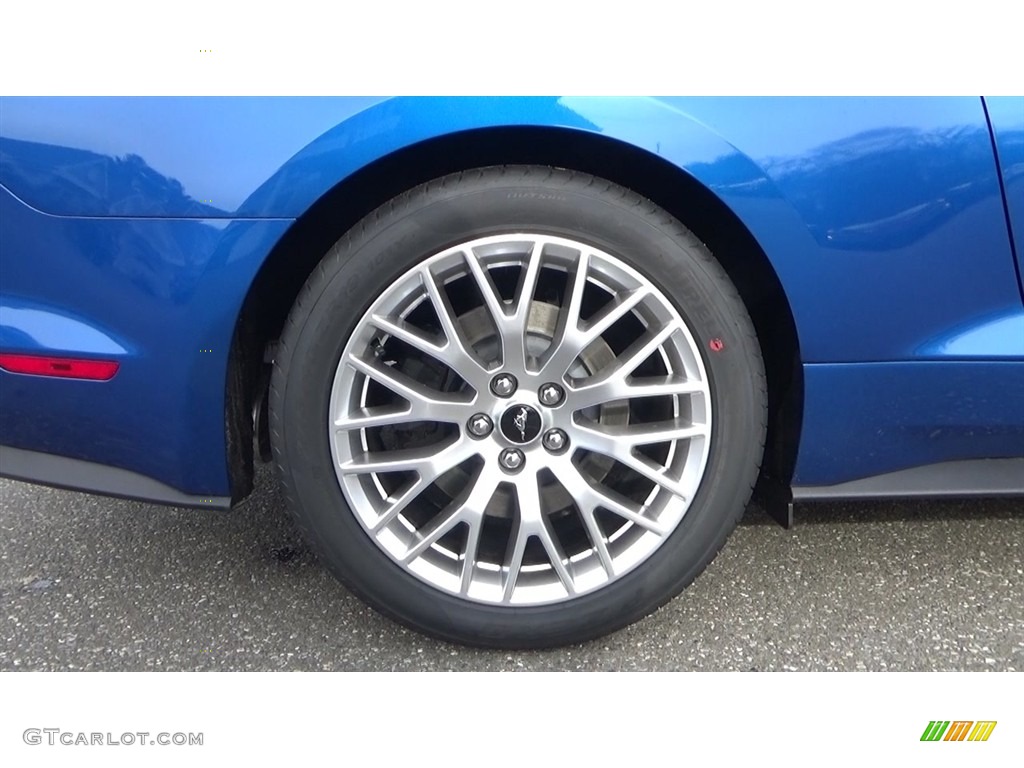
[513,407,529,441]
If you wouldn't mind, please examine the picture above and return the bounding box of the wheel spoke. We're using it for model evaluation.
[401,508,464,563]
[576,417,708,446]
[619,451,690,499]
[462,248,511,362]
[507,240,545,371]
[462,241,545,371]
[579,287,649,347]
[459,519,482,595]
[562,250,590,331]
[537,516,576,596]
[419,267,492,384]
[335,404,419,431]
[578,507,615,577]
[370,314,445,357]
[555,464,668,536]
[516,471,576,597]
[402,470,497,563]
[339,450,437,476]
[514,241,545,320]
[538,250,589,371]
[619,323,677,374]
[537,251,591,379]
[541,287,657,381]
[573,424,692,498]
[370,475,433,532]
[569,374,705,410]
[501,516,529,603]
[339,439,468,478]
[349,442,477,533]
[345,353,473,412]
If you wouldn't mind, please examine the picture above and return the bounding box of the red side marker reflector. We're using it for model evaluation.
[0,353,119,381]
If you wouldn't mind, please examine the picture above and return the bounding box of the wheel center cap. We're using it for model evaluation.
[499,404,542,444]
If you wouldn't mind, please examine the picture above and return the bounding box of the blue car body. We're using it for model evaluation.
[1,96,1022,507]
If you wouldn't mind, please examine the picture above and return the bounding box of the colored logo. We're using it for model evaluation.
[920,721,997,742]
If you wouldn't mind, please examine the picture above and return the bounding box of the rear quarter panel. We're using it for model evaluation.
[2,97,1022,495]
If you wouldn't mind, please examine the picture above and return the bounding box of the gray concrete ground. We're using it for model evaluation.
[1,468,1021,671]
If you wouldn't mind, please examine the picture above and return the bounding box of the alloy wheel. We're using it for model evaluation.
[329,234,712,606]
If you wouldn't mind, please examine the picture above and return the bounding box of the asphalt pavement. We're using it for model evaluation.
[1,467,1021,671]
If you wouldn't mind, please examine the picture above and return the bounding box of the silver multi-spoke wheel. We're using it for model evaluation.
[330,234,712,606]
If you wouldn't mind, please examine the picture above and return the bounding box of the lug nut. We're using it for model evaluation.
[499,448,525,472]
[542,428,569,453]
[538,382,565,407]
[490,373,518,398]
[467,413,493,438]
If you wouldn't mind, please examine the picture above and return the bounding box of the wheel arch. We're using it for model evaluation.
[226,125,803,506]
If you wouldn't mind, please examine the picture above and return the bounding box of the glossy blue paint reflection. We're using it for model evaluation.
[0,300,129,356]
[797,362,1024,485]
[984,96,1024,289]
[0,188,291,493]
[916,310,1024,357]
[1,97,1022,495]
[0,97,382,216]
[5,97,1019,363]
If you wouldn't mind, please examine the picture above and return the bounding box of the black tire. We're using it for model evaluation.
[270,166,766,648]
